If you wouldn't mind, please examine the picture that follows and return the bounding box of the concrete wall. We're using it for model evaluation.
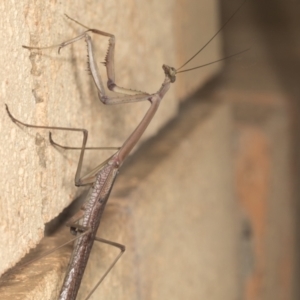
[0,1,223,299]
[0,0,296,299]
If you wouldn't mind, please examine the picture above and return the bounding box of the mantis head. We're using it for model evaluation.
[162,65,177,83]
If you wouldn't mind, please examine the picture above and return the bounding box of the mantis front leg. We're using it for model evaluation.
[23,15,151,105]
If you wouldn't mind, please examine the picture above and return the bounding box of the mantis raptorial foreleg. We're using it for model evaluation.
[24,15,151,105]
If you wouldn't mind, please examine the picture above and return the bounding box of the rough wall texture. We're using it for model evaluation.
[0,1,296,299]
[0,0,221,299]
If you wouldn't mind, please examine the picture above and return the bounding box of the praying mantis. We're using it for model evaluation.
[1,1,247,299]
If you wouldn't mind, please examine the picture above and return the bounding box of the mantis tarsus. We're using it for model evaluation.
[5,1,246,299]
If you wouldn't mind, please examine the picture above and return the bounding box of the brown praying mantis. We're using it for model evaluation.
[4,1,247,299]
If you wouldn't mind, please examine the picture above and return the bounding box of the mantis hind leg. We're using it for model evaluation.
[82,237,125,300]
